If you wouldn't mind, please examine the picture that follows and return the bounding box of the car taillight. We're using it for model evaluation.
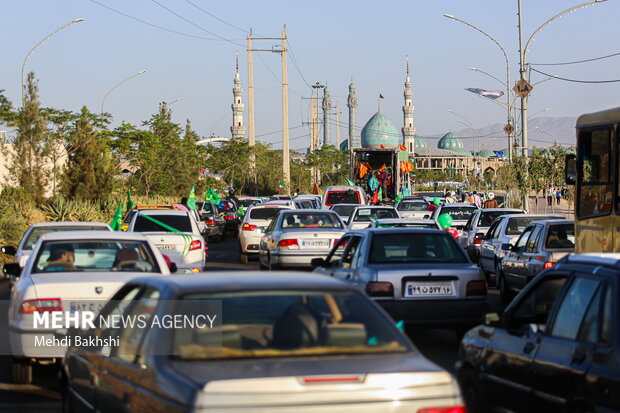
[242,223,257,231]
[189,240,202,251]
[466,280,487,297]
[333,238,339,245]
[473,236,483,245]
[206,219,216,226]
[224,215,235,220]
[278,239,299,249]
[544,261,555,269]
[365,281,393,297]
[418,406,466,413]
[19,298,62,314]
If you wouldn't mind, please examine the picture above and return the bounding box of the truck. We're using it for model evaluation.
[349,148,409,200]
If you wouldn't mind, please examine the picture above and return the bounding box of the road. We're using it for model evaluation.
[0,235,503,411]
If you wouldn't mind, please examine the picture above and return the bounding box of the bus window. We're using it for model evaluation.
[577,128,612,218]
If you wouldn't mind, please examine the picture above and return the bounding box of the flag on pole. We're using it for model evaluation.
[358,162,369,178]
[312,183,320,195]
[379,94,384,99]
[277,182,286,191]
[109,205,123,231]
[345,178,355,186]
[125,189,135,214]
[465,88,504,100]
[378,186,383,202]
[187,185,196,210]
[399,144,407,151]
[205,188,220,205]
[371,188,379,204]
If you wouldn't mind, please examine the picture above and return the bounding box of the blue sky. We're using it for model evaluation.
[2,0,618,150]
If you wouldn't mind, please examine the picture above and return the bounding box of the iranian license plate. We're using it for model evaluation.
[301,239,330,248]
[405,282,453,297]
[155,244,175,251]
[69,301,105,313]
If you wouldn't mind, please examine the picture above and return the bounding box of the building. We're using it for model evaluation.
[230,53,245,139]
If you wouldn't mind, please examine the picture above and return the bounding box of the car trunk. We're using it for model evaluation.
[281,230,344,250]
[143,232,200,264]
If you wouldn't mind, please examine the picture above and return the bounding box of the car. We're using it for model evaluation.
[322,185,367,209]
[5,231,170,384]
[238,203,294,264]
[259,209,346,270]
[329,203,361,222]
[270,194,292,200]
[294,198,315,209]
[196,201,226,242]
[312,228,488,333]
[295,194,322,208]
[429,204,478,234]
[457,253,620,413]
[237,196,263,208]
[262,200,298,209]
[1,222,111,270]
[368,218,441,229]
[128,210,207,273]
[62,273,465,412]
[459,208,525,262]
[120,204,177,232]
[478,214,565,281]
[395,199,431,219]
[499,219,575,304]
[346,205,400,230]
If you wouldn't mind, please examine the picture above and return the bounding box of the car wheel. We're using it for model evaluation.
[12,357,32,385]
[240,252,248,265]
[459,368,488,413]
[498,272,512,306]
[492,261,503,288]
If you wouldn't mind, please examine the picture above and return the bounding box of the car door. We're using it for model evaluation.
[516,225,542,279]
[460,212,477,249]
[482,274,569,411]
[480,219,501,272]
[334,235,363,284]
[531,275,604,411]
[315,236,351,277]
[524,225,546,280]
[502,227,530,279]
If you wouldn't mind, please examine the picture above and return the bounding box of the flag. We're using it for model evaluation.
[371,188,379,204]
[312,183,320,195]
[187,185,196,210]
[395,191,403,204]
[277,182,286,191]
[345,178,355,186]
[125,189,134,214]
[205,188,220,204]
[399,144,407,151]
[378,164,387,172]
[379,94,384,99]
[494,150,505,159]
[465,88,504,100]
[378,186,383,202]
[379,144,386,149]
[368,175,380,191]
[109,205,123,231]
[358,162,368,178]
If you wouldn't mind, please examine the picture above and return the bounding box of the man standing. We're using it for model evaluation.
[483,192,499,209]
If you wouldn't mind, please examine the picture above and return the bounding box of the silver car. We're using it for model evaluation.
[395,199,430,219]
[312,228,488,333]
[259,209,346,270]
[499,219,575,304]
[459,208,524,262]
[429,204,478,233]
[368,218,441,229]
[346,205,400,230]
[329,203,360,222]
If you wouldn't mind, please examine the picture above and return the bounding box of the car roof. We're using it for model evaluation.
[374,218,435,223]
[352,205,395,210]
[28,222,110,228]
[249,204,292,209]
[439,204,477,208]
[37,230,149,241]
[480,208,523,213]
[325,186,364,191]
[280,209,337,214]
[559,253,620,269]
[528,219,574,226]
[350,228,446,236]
[136,210,190,216]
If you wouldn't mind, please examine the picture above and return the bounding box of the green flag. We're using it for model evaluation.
[345,178,355,186]
[109,205,123,231]
[125,189,135,214]
[378,186,383,202]
[236,205,245,217]
[277,182,286,191]
[395,191,402,205]
[205,188,221,205]
[187,185,196,210]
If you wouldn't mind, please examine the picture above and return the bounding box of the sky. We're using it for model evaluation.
[1,0,619,151]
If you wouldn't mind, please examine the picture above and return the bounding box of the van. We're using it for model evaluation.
[321,186,367,209]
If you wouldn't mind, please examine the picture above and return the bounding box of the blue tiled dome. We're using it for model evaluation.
[438,132,464,151]
[477,149,496,157]
[414,134,427,148]
[360,112,400,149]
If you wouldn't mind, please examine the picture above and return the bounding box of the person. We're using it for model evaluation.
[113,248,139,270]
[294,188,300,197]
[547,185,553,206]
[45,244,76,271]
[472,191,482,208]
[556,188,561,205]
[483,192,499,209]
[379,169,389,200]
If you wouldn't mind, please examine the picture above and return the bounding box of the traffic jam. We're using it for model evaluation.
[1,185,617,413]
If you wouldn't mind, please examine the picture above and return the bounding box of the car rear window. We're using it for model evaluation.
[478,210,523,228]
[281,213,342,228]
[134,215,192,233]
[369,232,468,264]
[331,204,357,217]
[437,206,476,221]
[353,208,398,222]
[545,223,575,249]
[325,191,361,205]
[506,216,562,236]
[397,201,428,211]
[249,207,286,220]
[172,290,411,359]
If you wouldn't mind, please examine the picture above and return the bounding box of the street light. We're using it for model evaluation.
[446,108,476,153]
[100,69,147,114]
[21,18,84,105]
[167,97,182,106]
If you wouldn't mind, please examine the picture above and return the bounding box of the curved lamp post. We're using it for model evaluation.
[167,97,182,106]
[100,69,147,114]
[21,18,84,105]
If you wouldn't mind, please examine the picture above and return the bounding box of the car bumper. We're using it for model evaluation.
[376,298,489,328]
[270,250,331,268]
[9,326,66,358]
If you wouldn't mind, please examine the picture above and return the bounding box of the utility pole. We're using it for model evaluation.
[322,86,332,146]
[247,31,255,147]
[517,0,529,212]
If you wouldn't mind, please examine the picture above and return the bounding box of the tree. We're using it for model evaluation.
[61,107,115,200]
[306,145,349,187]
[42,108,76,196]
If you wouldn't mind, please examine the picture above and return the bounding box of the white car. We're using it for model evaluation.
[128,210,207,273]
[262,200,298,208]
[239,204,293,264]
[322,185,367,209]
[395,199,431,219]
[6,231,170,384]
[346,205,400,230]
[294,194,322,208]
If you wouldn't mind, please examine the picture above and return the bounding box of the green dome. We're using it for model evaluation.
[414,134,427,148]
[438,132,464,150]
[477,149,496,157]
[360,112,400,149]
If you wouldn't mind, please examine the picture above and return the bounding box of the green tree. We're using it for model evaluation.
[42,108,77,196]
[306,145,348,187]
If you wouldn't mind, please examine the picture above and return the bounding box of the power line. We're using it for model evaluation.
[183,0,249,34]
[530,67,620,83]
[256,124,304,138]
[529,51,620,66]
[286,39,311,88]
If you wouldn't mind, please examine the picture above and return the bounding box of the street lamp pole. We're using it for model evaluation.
[167,97,182,106]
[100,69,147,114]
[21,18,84,105]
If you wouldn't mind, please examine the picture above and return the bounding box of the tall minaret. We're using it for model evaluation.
[322,86,332,146]
[231,52,246,139]
[402,57,416,152]
[347,81,358,148]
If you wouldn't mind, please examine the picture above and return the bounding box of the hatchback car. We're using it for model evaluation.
[259,210,346,270]
[499,219,575,304]
[322,185,367,208]
[346,205,400,230]
[457,253,620,413]
[312,228,488,333]
[459,208,524,262]
[396,199,431,219]
[62,273,465,412]
[238,204,293,264]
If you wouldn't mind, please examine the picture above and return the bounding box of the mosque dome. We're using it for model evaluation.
[437,132,465,151]
[360,112,400,149]
[413,134,427,148]
[477,149,496,157]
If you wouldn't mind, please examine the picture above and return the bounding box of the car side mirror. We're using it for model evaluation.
[3,263,22,278]
[501,243,513,251]
[484,312,501,326]
[311,258,326,268]
[565,154,576,185]
[1,246,17,256]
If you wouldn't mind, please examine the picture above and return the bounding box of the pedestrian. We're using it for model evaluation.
[472,191,482,208]
[294,188,300,197]
[556,188,561,205]
[483,192,499,209]
[547,186,553,206]
[379,169,389,200]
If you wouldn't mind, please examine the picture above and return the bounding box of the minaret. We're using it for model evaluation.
[347,81,359,148]
[231,52,246,139]
[402,57,416,152]
[322,86,332,146]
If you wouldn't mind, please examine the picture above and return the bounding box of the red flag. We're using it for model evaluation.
[379,144,386,149]
[379,94,384,99]
[371,188,379,204]
[399,144,407,151]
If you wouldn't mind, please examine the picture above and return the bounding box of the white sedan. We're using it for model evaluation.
[6,231,170,384]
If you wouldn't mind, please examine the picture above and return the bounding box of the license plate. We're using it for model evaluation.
[257,227,265,233]
[301,239,330,248]
[155,244,175,251]
[405,282,453,297]
[69,302,105,313]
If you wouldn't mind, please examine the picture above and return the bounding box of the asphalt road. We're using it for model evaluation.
[0,235,503,411]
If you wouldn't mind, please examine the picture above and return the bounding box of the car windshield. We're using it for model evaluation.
[436,206,476,221]
[238,199,260,208]
[24,226,109,249]
[369,233,468,264]
[478,210,523,228]
[249,207,287,220]
[326,191,361,205]
[397,201,428,211]
[172,290,410,360]
[281,213,342,229]
[545,223,575,249]
[353,208,398,222]
[33,240,160,273]
[331,204,357,217]
[133,214,192,233]
[506,216,561,236]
